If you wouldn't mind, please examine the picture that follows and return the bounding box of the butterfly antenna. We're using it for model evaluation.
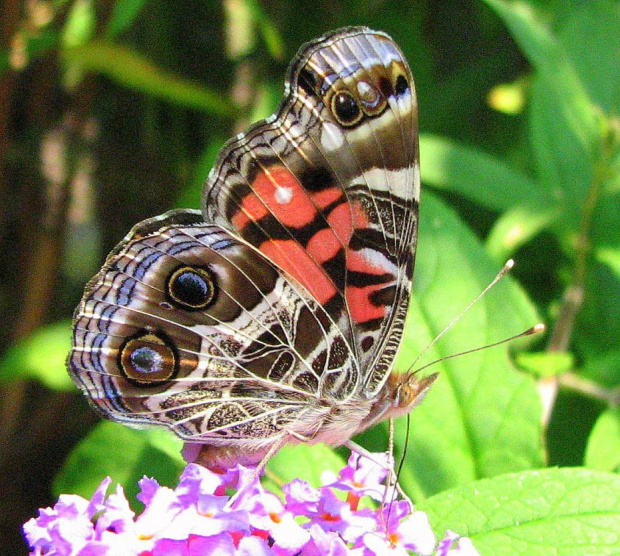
[414,322,546,375]
[409,259,517,372]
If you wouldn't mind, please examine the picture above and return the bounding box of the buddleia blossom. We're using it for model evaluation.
[23,452,479,555]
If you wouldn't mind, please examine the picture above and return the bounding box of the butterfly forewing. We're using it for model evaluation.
[203,27,419,396]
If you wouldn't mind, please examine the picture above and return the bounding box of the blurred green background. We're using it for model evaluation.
[1,0,618,552]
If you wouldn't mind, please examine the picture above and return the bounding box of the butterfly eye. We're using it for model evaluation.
[331,91,362,126]
[119,332,178,386]
[166,266,216,310]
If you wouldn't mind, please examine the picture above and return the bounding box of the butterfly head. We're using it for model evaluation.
[385,371,438,420]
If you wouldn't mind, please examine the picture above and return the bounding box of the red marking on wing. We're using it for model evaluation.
[327,202,354,243]
[312,187,343,209]
[232,168,395,325]
[343,207,395,324]
[345,251,393,323]
[307,227,342,264]
[231,166,344,231]
[306,202,355,263]
[346,284,387,323]
[260,239,337,305]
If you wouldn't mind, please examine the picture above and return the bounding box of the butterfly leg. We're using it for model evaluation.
[224,434,291,510]
[344,440,393,470]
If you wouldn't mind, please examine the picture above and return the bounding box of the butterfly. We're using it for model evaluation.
[69,27,437,470]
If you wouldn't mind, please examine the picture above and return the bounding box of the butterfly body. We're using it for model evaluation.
[69,27,434,469]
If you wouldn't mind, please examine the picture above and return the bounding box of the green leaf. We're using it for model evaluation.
[223,0,256,59]
[389,192,544,499]
[104,0,148,39]
[557,0,619,115]
[585,408,620,474]
[528,74,594,215]
[597,247,620,281]
[54,422,184,502]
[62,40,236,116]
[62,0,96,49]
[420,134,547,211]
[253,0,285,61]
[419,467,620,555]
[515,351,574,378]
[0,321,73,390]
[580,348,620,390]
[484,0,601,161]
[485,202,558,261]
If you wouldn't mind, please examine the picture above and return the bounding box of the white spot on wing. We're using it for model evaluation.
[275,186,293,204]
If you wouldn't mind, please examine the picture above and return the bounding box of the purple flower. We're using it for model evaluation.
[24,452,479,555]
[360,501,436,555]
[321,451,392,502]
[436,531,480,556]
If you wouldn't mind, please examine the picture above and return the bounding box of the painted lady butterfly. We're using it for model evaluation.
[69,27,436,470]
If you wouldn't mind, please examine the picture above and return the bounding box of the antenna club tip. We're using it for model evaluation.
[522,323,546,336]
[505,259,515,270]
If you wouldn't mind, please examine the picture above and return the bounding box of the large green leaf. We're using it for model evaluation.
[420,134,547,211]
[54,422,184,504]
[386,192,544,499]
[419,467,620,555]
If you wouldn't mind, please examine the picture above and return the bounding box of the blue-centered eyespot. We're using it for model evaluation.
[166,266,216,311]
[119,331,177,386]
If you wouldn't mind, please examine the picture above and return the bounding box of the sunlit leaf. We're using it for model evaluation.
[515,351,574,378]
[585,408,620,474]
[0,321,73,390]
[419,467,620,554]
[485,202,558,260]
[420,134,547,211]
[360,192,544,500]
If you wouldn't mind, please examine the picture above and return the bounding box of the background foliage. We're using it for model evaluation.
[1,0,618,553]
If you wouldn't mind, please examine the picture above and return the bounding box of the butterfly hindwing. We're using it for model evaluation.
[70,210,362,445]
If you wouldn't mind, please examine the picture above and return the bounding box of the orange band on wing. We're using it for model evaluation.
[307,228,342,264]
[346,284,386,323]
[260,239,337,305]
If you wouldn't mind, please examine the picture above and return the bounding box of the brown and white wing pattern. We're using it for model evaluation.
[69,27,421,467]
[70,211,360,452]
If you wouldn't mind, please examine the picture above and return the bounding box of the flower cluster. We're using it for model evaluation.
[24,452,478,555]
